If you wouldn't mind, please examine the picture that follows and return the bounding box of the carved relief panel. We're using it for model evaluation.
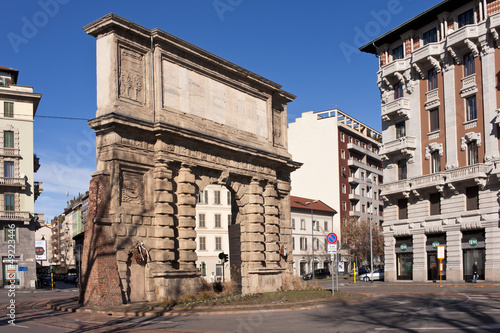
[120,171,144,205]
[118,46,145,104]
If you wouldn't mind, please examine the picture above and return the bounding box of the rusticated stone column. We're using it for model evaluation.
[149,157,176,270]
[412,230,426,282]
[383,232,396,282]
[484,220,500,281]
[176,164,198,272]
[445,225,462,282]
[263,181,280,268]
[241,177,265,273]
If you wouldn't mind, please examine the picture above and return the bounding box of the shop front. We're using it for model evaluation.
[462,230,485,281]
[426,234,446,281]
[395,237,413,280]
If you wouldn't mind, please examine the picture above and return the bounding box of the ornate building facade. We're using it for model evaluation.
[361,0,500,282]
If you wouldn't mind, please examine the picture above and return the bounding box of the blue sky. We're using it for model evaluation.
[1,0,441,220]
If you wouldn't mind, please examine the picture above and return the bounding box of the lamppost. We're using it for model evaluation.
[306,200,318,279]
[369,204,373,282]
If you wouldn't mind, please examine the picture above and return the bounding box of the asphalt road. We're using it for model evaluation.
[1,282,500,332]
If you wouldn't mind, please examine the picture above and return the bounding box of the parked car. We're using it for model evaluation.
[302,268,331,280]
[349,266,370,276]
[359,268,384,281]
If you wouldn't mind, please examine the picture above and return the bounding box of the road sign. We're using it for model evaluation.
[18,266,28,272]
[437,245,445,259]
[327,233,338,244]
[328,243,337,254]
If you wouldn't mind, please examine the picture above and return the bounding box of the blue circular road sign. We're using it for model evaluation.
[327,233,338,244]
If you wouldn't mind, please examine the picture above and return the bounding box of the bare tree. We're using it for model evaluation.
[342,218,384,265]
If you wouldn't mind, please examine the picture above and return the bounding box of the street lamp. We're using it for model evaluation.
[370,204,373,282]
[306,200,318,280]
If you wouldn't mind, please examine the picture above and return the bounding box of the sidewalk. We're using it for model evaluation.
[0,281,79,294]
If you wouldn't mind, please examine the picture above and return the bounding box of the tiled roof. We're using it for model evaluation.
[290,196,337,214]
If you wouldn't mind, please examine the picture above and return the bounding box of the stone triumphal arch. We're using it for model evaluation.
[80,14,300,306]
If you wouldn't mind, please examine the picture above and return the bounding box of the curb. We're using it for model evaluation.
[47,292,373,317]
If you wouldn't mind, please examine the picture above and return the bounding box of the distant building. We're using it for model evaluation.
[289,196,337,276]
[361,0,500,282]
[288,109,384,266]
[0,66,43,289]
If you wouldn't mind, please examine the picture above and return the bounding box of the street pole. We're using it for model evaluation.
[370,205,373,282]
[306,200,318,279]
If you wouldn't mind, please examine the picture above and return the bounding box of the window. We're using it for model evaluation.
[200,262,206,276]
[466,96,477,121]
[342,184,346,194]
[215,237,222,250]
[312,220,319,231]
[398,198,408,219]
[362,204,366,213]
[313,238,319,251]
[292,218,295,230]
[324,221,328,231]
[392,45,404,60]
[300,219,305,230]
[361,172,365,180]
[466,186,479,211]
[4,226,16,242]
[198,214,206,227]
[340,133,345,142]
[216,264,223,276]
[4,102,13,118]
[464,53,475,76]
[396,121,406,138]
[429,193,441,216]
[227,214,231,226]
[341,167,346,177]
[398,159,407,180]
[342,201,347,211]
[198,190,208,204]
[361,187,365,197]
[214,191,221,204]
[394,82,404,99]
[199,237,206,250]
[215,214,221,228]
[4,131,14,148]
[227,191,231,205]
[292,237,295,250]
[5,194,14,211]
[423,27,437,45]
[467,141,478,165]
[341,149,345,159]
[428,69,438,91]
[429,108,439,132]
[431,151,441,173]
[458,9,474,28]
[4,161,13,178]
[300,237,307,251]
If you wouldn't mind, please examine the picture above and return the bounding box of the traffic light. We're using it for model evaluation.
[218,252,228,263]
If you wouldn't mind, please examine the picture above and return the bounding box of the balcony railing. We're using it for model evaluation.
[446,164,489,183]
[347,159,383,176]
[460,74,477,97]
[381,59,409,78]
[0,210,30,222]
[0,177,26,188]
[412,42,443,63]
[349,193,361,201]
[34,181,43,201]
[425,89,440,109]
[411,172,446,191]
[0,148,20,156]
[349,210,361,218]
[489,12,500,29]
[380,136,417,157]
[447,24,479,48]
[347,143,380,160]
[348,177,359,184]
[381,179,412,196]
[382,98,410,121]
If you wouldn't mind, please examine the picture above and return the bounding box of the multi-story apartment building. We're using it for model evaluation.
[361,0,500,282]
[195,184,233,282]
[288,109,384,263]
[0,66,43,289]
[290,196,337,276]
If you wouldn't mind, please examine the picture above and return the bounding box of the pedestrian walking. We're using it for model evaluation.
[472,261,478,283]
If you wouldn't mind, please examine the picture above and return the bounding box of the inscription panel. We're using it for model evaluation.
[162,59,268,138]
[119,47,145,103]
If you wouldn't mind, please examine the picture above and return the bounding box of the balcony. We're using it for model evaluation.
[34,181,43,201]
[382,98,410,121]
[349,193,361,201]
[0,147,20,156]
[446,164,489,184]
[460,74,477,97]
[412,42,443,64]
[379,136,417,158]
[411,172,446,191]
[425,89,440,110]
[0,210,30,223]
[381,59,409,79]
[447,24,479,48]
[0,177,26,189]
[348,159,383,176]
[381,179,412,196]
[347,143,380,160]
[348,177,359,184]
[489,12,500,30]
[349,210,361,218]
